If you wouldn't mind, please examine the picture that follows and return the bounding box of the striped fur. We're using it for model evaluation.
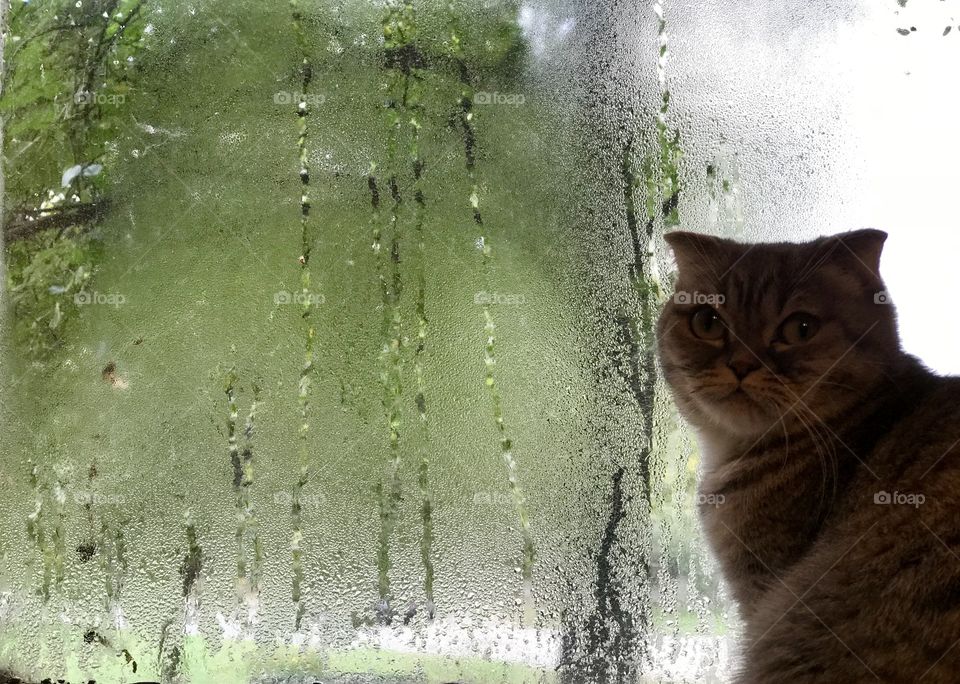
[657,230,960,682]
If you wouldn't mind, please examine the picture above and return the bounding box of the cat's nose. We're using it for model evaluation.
[727,358,761,380]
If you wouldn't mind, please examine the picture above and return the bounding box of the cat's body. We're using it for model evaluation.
[657,230,960,683]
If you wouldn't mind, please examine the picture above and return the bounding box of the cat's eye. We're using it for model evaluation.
[690,307,725,341]
[778,312,821,345]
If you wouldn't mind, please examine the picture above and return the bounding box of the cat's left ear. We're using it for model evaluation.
[823,229,887,279]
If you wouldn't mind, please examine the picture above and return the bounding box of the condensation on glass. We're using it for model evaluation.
[1,0,949,681]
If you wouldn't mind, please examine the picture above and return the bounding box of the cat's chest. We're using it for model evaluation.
[697,427,849,543]
[693,430,769,494]
[695,428,830,498]
[692,430,838,603]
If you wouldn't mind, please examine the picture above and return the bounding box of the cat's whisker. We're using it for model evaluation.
[688,384,734,397]
[791,401,840,507]
[763,397,792,470]
[769,394,830,504]
[794,409,832,508]
[815,380,858,392]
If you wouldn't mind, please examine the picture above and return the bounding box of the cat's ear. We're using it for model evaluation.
[664,231,736,280]
[823,229,888,279]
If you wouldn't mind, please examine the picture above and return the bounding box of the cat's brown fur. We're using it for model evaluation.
[657,229,960,683]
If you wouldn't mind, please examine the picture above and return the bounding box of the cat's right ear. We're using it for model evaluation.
[664,231,733,281]
[825,229,887,280]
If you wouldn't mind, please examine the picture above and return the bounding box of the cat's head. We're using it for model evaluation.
[656,229,900,440]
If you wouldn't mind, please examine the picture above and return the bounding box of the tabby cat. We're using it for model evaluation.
[657,229,960,683]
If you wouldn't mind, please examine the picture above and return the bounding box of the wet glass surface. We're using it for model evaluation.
[1,0,956,681]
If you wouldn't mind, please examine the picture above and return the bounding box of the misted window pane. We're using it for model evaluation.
[1,0,953,682]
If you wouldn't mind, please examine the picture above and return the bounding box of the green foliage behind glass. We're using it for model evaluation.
[2,0,147,201]
[427,0,525,78]
[4,226,97,356]
[2,0,148,355]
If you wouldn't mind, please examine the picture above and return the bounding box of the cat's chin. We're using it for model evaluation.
[694,389,784,440]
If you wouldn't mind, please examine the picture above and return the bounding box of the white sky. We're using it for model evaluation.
[839,0,960,375]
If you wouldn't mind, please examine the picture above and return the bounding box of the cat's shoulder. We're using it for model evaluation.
[872,369,960,485]
[909,370,960,430]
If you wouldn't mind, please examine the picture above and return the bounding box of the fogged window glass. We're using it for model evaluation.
[0,0,953,681]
